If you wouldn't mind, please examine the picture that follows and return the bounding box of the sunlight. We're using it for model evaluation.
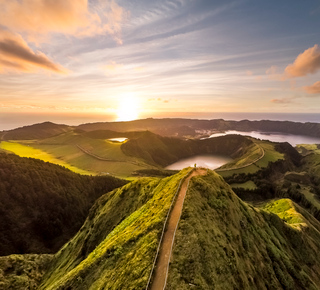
[116,94,140,121]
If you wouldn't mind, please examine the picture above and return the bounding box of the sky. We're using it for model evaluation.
[0,0,320,129]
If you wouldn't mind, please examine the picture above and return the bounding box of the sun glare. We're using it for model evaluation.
[116,95,140,121]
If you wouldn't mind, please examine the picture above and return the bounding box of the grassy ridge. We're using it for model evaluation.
[218,140,284,177]
[40,168,191,290]
[167,170,320,289]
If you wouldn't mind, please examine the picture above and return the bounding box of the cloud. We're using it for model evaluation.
[270,98,294,104]
[104,61,124,72]
[284,44,320,78]
[246,70,253,76]
[266,65,278,75]
[0,0,126,43]
[0,30,67,74]
[303,81,320,94]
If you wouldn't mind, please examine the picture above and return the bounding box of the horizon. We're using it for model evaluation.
[0,1,320,125]
[1,111,320,131]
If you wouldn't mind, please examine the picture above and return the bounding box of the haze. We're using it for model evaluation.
[0,0,320,127]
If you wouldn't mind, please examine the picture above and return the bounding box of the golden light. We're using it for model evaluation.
[116,94,140,121]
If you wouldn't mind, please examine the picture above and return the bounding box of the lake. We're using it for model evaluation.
[107,138,128,142]
[165,155,232,170]
[207,131,320,146]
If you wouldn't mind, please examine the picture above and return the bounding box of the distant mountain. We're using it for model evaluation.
[0,153,127,255]
[77,118,320,138]
[2,118,319,142]
[1,122,72,140]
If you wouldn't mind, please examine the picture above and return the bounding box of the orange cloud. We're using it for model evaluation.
[284,44,320,78]
[0,0,125,43]
[303,81,320,94]
[270,98,294,104]
[0,30,67,74]
[266,65,278,75]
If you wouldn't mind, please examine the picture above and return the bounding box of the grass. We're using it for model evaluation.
[263,199,306,227]
[218,140,284,177]
[0,141,92,175]
[230,180,257,190]
[297,144,320,176]
[0,130,156,177]
[40,168,191,290]
[300,187,320,210]
[166,171,320,289]
[0,254,53,290]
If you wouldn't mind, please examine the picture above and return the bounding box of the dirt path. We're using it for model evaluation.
[0,132,7,141]
[216,144,265,172]
[150,168,207,290]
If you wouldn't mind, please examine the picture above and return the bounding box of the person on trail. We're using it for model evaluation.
[194,163,196,168]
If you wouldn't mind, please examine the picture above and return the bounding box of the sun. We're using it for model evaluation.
[116,95,140,121]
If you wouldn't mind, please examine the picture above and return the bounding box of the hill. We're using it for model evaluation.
[166,171,320,289]
[1,168,319,289]
[1,122,72,140]
[76,118,320,138]
[0,153,127,256]
[39,168,192,290]
[121,132,254,167]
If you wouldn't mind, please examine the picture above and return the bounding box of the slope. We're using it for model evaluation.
[167,170,320,289]
[1,130,157,177]
[1,122,72,140]
[39,168,192,290]
[0,153,127,255]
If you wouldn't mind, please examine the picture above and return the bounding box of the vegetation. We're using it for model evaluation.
[230,180,257,190]
[166,170,320,289]
[0,153,127,255]
[0,130,156,177]
[76,118,320,138]
[218,140,284,177]
[1,122,71,140]
[0,141,92,175]
[0,254,53,290]
[40,168,191,290]
[122,132,255,167]
[263,199,306,227]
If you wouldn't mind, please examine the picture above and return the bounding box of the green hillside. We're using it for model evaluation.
[0,130,156,177]
[1,122,72,140]
[39,168,191,290]
[166,171,320,289]
[0,153,127,255]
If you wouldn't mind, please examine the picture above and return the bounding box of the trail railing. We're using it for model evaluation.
[145,167,195,290]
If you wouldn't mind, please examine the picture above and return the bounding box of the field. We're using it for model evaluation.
[0,131,156,178]
[0,141,92,175]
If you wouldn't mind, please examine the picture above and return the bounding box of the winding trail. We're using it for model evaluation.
[149,168,207,290]
[216,144,265,172]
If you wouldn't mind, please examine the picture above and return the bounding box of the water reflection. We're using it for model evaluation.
[107,138,128,142]
[165,155,232,170]
[208,131,320,146]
